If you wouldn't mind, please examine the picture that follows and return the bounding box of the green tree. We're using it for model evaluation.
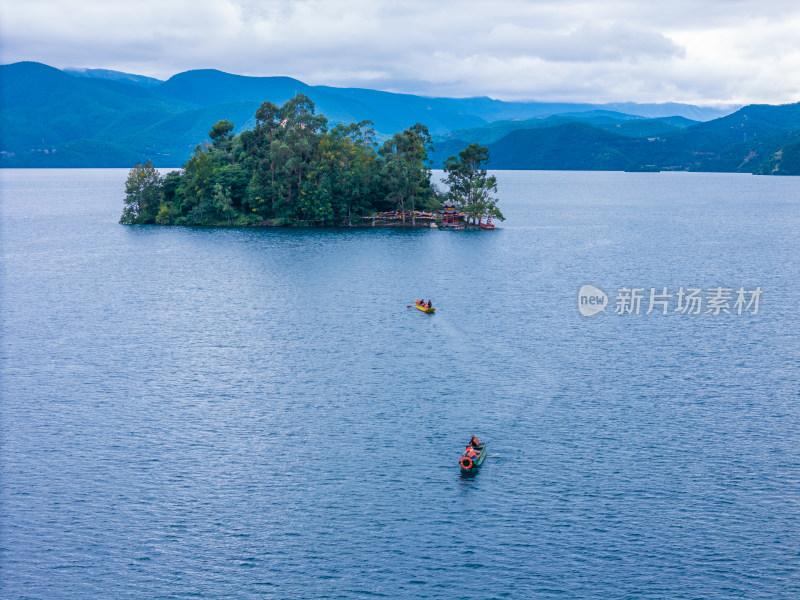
[212,183,235,225]
[255,101,280,130]
[214,163,250,213]
[120,160,163,224]
[209,120,234,147]
[379,123,434,224]
[319,121,378,225]
[155,203,172,224]
[248,101,282,216]
[181,146,215,223]
[279,94,327,219]
[443,143,504,225]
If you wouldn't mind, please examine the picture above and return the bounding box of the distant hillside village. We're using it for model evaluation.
[120,95,504,228]
[2,61,800,174]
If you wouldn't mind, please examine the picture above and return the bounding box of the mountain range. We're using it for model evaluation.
[1,61,799,174]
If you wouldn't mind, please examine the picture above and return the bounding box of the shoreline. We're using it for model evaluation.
[126,220,496,230]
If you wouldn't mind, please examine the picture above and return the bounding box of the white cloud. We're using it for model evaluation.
[478,21,683,63]
[2,0,800,104]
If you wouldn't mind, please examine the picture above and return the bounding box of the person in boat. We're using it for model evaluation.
[464,445,479,460]
[468,435,481,449]
[417,299,424,306]
[425,300,432,308]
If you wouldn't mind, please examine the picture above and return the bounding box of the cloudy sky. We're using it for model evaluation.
[3,0,800,105]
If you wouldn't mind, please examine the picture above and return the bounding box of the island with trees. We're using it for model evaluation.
[120,94,503,228]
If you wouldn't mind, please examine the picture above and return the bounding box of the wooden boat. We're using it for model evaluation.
[460,442,487,474]
[414,300,435,313]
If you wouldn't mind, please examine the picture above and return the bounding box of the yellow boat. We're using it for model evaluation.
[414,301,435,313]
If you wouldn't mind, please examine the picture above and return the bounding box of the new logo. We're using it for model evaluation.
[578,285,608,317]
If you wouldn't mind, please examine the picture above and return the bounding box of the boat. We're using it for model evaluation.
[414,300,435,313]
[460,442,487,474]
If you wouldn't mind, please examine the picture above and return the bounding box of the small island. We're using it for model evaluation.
[120,95,504,228]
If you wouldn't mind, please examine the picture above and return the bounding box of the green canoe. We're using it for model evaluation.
[459,442,487,474]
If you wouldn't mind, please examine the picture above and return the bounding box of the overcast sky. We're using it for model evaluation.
[3,0,800,105]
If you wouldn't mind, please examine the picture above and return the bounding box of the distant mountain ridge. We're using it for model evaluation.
[434,111,699,148]
[63,67,163,88]
[5,61,797,172]
[432,102,800,173]
[63,64,732,121]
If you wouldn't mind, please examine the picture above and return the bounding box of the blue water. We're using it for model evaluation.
[1,169,799,599]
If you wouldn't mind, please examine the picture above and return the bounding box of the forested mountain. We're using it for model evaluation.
[435,111,697,147]
[5,61,800,173]
[1,61,735,168]
[63,68,163,88]
[434,103,800,173]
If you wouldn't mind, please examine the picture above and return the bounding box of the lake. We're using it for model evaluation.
[1,169,799,599]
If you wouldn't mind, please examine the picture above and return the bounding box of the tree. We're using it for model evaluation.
[379,123,434,224]
[212,183,235,225]
[443,143,504,225]
[324,121,378,225]
[209,120,234,147]
[279,94,327,219]
[255,101,280,129]
[181,147,215,223]
[296,120,379,225]
[120,160,163,224]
